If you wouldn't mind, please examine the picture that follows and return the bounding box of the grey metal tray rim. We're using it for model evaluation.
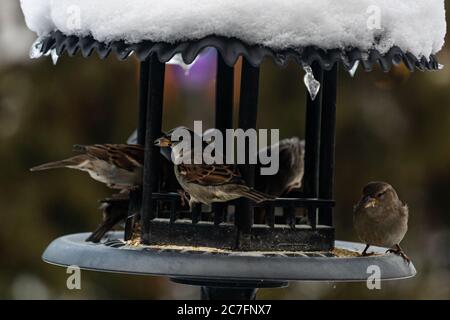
[42,232,416,282]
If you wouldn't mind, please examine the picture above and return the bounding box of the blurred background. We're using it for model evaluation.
[0,0,449,299]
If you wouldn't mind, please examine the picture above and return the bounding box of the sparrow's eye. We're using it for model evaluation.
[377,192,385,198]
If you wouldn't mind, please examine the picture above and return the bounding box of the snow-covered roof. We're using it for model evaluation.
[21,0,446,59]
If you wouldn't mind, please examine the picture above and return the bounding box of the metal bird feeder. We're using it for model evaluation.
[35,28,435,298]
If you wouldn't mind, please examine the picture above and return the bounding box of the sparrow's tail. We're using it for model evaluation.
[239,186,276,203]
[29,155,87,171]
[86,202,128,243]
[85,221,115,243]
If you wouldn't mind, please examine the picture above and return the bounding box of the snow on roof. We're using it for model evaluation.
[20,0,446,59]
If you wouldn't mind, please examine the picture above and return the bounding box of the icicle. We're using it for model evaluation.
[29,37,44,59]
[167,53,199,76]
[302,64,321,101]
[50,49,59,65]
[349,61,359,77]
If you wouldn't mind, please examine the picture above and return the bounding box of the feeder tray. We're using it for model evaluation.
[42,232,416,283]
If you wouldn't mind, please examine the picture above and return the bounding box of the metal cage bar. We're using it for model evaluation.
[137,59,150,145]
[303,62,324,229]
[215,54,234,133]
[141,56,165,244]
[319,65,338,226]
[213,53,235,224]
[126,59,151,241]
[236,59,260,240]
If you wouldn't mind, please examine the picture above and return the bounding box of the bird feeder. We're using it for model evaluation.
[22,0,445,299]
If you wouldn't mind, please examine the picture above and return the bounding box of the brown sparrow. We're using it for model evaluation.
[353,182,410,263]
[86,192,130,243]
[30,144,144,190]
[154,129,275,208]
[255,137,305,197]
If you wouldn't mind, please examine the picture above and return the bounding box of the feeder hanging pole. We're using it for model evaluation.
[141,55,165,244]
[236,59,260,244]
[319,65,338,226]
[303,62,324,229]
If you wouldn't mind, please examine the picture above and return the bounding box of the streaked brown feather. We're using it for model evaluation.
[178,163,244,186]
[74,144,144,172]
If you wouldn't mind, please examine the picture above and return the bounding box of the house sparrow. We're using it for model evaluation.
[353,182,410,263]
[255,137,305,197]
[154,128,275,208]
[85,192,130,243]
[253,137,305,224]
[30,144,144,190]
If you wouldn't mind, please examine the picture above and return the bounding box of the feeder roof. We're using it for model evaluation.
[21,0,446,59]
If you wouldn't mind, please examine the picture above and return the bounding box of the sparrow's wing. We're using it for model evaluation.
[177,164,244,186]
[74,144,144,171]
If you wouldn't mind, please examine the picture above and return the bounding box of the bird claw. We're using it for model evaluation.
[178,189,190,207]
[386,248,411,264]
[361,252,375,257]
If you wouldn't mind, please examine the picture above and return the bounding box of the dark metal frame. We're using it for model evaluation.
[128,51,338,251]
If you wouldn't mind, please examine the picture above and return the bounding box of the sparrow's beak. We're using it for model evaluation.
[363,196,378,209]
[154,137,172,147]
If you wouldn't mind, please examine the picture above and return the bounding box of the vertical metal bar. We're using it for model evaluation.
[285,206,296,229]
[137,59,150,145]
[214,53,234,224]
[126,60,150,241]
[266,206,275,228]
[236,59,260,237]
[141,55,165,244]
[192,204,201,224]
[215,54,234,133]
[213,203,224,225]
[302,62,324,230]
[319,65,338,226]
[169,199,177,224]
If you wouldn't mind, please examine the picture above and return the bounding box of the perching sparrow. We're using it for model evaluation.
[85,192,130,243]
[353,182,410,263]
[154,128,275,208]
[30,144,144,190]
[255,137,305,197]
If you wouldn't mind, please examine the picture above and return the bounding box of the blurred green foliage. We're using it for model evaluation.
[0,8,449,300]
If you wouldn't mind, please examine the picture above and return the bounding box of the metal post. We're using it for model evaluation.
[319,65,338,226]
[126,59,151,241]
[141,55,165,244]
[213,53,234,224]
[215,54,234,133]
[236,59,260,246]
[138,59,150,145]
[303,62,324,229]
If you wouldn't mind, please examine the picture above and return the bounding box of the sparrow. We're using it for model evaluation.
[154,128,275,208]
[255,137,305,197]
[353,182,410,263]
[253,137,305,224]
[30,144,144,190]
[85,192,130,243]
